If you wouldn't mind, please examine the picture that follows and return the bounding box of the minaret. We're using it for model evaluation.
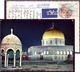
[11,28,13,34]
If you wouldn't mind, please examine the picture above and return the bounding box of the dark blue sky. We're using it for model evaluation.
[1,19,74,52]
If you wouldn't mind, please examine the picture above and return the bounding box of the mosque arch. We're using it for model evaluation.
[59,50,62,55]
[1,49,5,52]
[70,50,73,55]
[6,48,15,53]
[16,50,20,66]
[57,50,60,54]
[63,51,66,55]
[7,49,14,67]
[67,50,70,55]
[1,49,5,67]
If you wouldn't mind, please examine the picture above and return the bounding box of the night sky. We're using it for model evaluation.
[1,19,74,52]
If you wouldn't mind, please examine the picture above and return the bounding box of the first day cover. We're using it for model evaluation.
[0,0,79,72]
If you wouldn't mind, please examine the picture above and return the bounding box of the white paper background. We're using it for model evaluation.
[0,0,4,19]
[75,54,80,72]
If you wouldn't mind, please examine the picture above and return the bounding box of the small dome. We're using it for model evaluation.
[1,29,21,45]
[42,28,65,40]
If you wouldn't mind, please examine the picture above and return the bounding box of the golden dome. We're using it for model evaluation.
[1,29,21,45]
[42,28,65,40]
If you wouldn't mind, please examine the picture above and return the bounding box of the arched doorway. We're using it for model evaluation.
[7,49,14,67]
[1,49,5,67]
[16,50,20,67]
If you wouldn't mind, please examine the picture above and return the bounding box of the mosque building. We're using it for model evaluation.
[28,24,73,61]
[0,23,73,68]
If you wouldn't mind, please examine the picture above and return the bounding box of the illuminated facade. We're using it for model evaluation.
[28,25,73,61]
